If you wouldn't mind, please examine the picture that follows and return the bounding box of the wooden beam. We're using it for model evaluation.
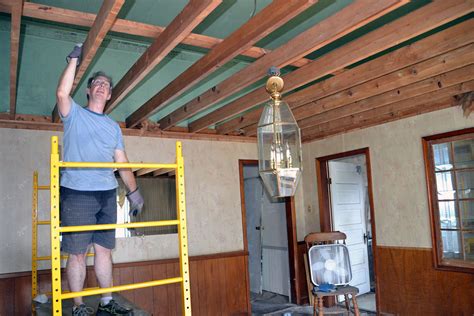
[104,0,222,115]
[218,18,474,135]
[152,168,175,177]
[306,96,457,142]
[245,44,474,135]
[0,117,257,143]
[154,0,318,130]
[135,168,159,177]
[299,65,474,130]
[295,44,474,129]
[181,0,407,132]
[9,0,23,119]
[205,0,473,134]
[156,0,316,130]
[51,0,125,122]
[7,2,312,68]
[301,80,474,141]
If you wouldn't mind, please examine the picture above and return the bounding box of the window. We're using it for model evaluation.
[423,128,474,272]
[116,175,177,238]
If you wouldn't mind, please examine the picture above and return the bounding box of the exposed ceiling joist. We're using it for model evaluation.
[176,0,408,133]
[220,17,474,135]
[138,0,318,130]
[295,44,474,127]
[298,65,474,129]
[245,43,474,136]
[9,0,23,119]
[302,80,474,141]
[51,0,125,122]
[189,1,406,132]
[135,168,159,176]
[104,0,223,114]
[152,168,175,177]
[7,2,313,67]
[125,0,316,128]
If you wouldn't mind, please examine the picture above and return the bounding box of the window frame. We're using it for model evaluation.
[422,127,474,273]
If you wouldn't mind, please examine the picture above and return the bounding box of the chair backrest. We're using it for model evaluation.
[304,231,353,287]
[304,231,347,251]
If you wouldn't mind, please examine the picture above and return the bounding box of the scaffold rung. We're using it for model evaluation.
[36,253,94,261]
[42,286,100,296]
[61,277,183,300]
[60,219,180,233]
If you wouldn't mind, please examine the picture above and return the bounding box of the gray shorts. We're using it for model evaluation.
[60,187,117,254]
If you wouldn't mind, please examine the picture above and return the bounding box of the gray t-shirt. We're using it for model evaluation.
[60,100,124,191]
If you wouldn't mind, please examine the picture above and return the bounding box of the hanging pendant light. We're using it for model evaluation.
[257,67,302,197]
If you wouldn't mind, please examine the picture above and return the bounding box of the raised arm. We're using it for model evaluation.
[56,44,82,117]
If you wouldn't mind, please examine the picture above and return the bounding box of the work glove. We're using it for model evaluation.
[66,43,83,66]
[127,188,144,217]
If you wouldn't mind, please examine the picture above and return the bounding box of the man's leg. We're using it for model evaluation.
[66,253,87,306]
[93,243,113,298]
[61,187,98,309]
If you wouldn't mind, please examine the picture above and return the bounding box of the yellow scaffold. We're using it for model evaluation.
[44,136,191,315]
[31,172,96,314]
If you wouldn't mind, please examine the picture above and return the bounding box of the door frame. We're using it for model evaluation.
[239,159,301,304]
[315,148,379,311]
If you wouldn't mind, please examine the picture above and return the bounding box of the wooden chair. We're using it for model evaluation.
[304,232,360,316]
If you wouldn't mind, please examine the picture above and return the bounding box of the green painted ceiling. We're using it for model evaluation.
[0,0,462,128]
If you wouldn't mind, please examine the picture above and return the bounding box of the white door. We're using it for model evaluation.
[260,190,290,297]
[244,167,290,297]
[328,161,370,295]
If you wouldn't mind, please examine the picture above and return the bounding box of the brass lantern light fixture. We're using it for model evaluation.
[257,67,302,198]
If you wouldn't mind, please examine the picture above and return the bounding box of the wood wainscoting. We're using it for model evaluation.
[0,251,249,316]
[377,246,474,316]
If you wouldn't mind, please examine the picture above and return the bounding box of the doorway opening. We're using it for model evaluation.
[316,148,378,313]
[239,160,300,313]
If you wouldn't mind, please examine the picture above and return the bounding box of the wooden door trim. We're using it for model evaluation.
[315,148,380,312]
[238,159,301,304]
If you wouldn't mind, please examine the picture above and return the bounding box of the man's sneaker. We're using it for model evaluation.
[72,304,94,316]
[96,299,133,315]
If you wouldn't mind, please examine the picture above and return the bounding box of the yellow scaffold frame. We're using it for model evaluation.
[49,136,191,315]
[31,172,96,314]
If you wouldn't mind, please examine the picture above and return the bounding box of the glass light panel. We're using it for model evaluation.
[463,232,474,261]
[433,143,453,171]
[438,201,459,229]
[257,100,302,197]
[441,230,462,259]
[460,200,474,229]
[436,171,455,200]
[308,244,352,286]
[456,170,474,199]
[453,139,474,169]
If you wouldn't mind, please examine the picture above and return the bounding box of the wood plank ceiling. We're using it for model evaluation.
[0,0,472,143]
